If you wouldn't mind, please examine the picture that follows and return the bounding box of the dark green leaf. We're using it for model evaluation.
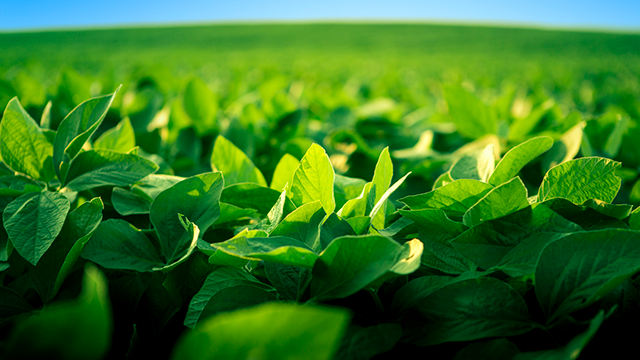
[271,201,326,250]
[463,177,530,227]
[111,187,152,216]
[151,172,223,262]
[63,149,159,192]
[29,198,103,302]
[82,219,164,272]
[3,191,70,265]
[335,324,402,360]
[53,87,120,182]
[454,338,521,360]
[399,179,493,217]
[536,229,640,322]
[402,277,534,346]
[184,267,276,329]
[221,182,296,215]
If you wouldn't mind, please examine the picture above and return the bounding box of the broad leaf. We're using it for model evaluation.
[536,229,640,322]
[291,143,336,214]
[270,153,300,191]
[82,219,164,272]
[402,277,534,346]
[29,198,103,302]
[208,236,319,268]
[0,97,55,181]
[211,135,267,187]
[449,144,495,182]
[264,262,311,302]
[111,187,152,216]
[62,149,159,192]
[538,157,621,204]
[53,87,120,182]
[184,267,277,329]
[335,324,403,360]
[3,191,70,265]
[399,179,493,217]
[172,303,349,360]
[463,177,530,227]
[370,147,393,229]
[310,235,423,301]
[150,172,223,262]
[93,117,135,152]
[271,201,326,250]
[541,121,583,172]
[452,204,581,270]
[488,136,553,186]
[221,183,296,215]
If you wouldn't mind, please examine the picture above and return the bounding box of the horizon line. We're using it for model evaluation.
[2,18,640,35]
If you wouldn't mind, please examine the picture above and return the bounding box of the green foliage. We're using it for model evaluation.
[2,23,640,359]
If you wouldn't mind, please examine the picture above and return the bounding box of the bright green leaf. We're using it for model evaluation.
[489,136,553,186]
[211,135,267,187]
[93,117,135,152]
[291,143,336,214]
[463,177,530,227]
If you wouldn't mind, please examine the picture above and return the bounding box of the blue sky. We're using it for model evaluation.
[2,0,639,31]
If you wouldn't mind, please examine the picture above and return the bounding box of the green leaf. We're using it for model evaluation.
[131,174,185,201]
[370,147,393,229]
[541,121,584,172]
[4,265,111,360]
[211,135,267,187]
[452,204,581,270]
[333,174,367,211]
[337,182,373,219]
[172,303,349,360]
[369,172,411,229]
[310,235,422,301]
[514,310,604,360]
[463,177,530,227]
[291,143,336,214]
[210,236,319,268]
[151,172,223,262]
[489,136,553,186]
[335,324,403,360]
[214,203,257,225]
[264,189,287,233]
[62,149,159,192]
[391,272,486,317]
[400,209,473,274]
[449,144,495,182]
[345,216,372,235]
[535,229,640,322]
[399,179,493,217]
[3,191,70,265]
[538,157,621,204]
[184,267,277,329]
[508,99,555,141]
[402,277,534,346]
[93,117,135,152]
[631,207,640,230]
[0,97,55,181]
[271,201,326,249]
[111,187,152,216]
[53,87,120,182]
[183,78,217,135]
[444,84,497,139]
[264,262,311,302]
[29,198,103,302]
[0,175,44,210]
[494,232,571,277]
[0,286,34,319]
[82,219,164,272]
[320,213,356,250]
[270,153,299,191]
[221,183,296,215]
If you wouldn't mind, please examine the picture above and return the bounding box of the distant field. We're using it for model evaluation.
[2,23,640,76]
